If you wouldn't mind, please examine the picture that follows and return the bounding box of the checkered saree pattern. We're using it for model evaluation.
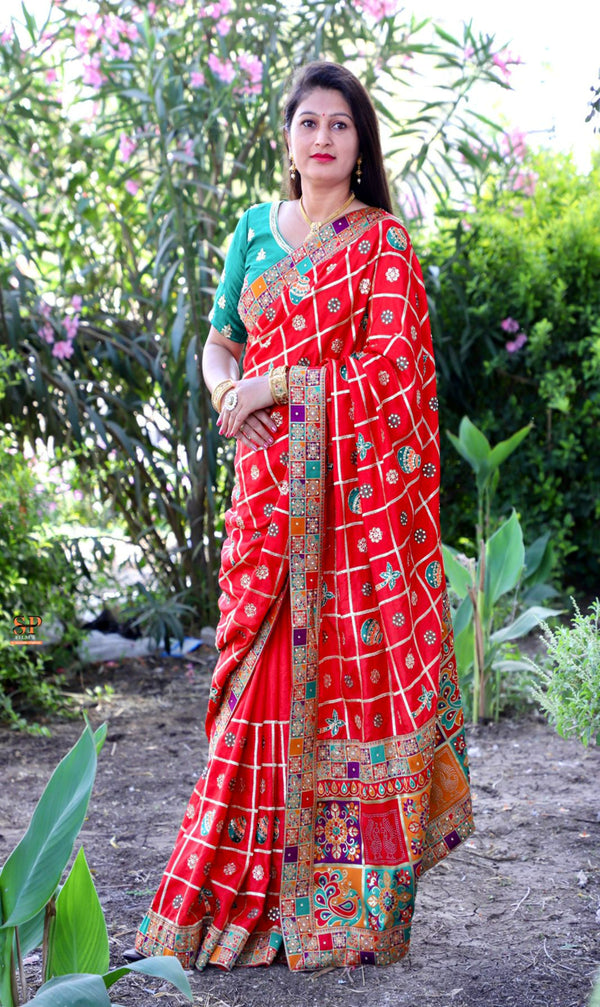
[135,207,474,971]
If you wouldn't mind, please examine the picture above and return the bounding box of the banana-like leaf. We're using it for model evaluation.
[0,923,15,1007]
[487,423,532,471]
[13,903,46,960]
[45,847,109,979]
[484,511,524,612]
[0,726,97,928]
[491,606,562,645]
[31,973,111,1006]
[103,955,193,1000]
[441,545,473,600]
[453,622,475,678]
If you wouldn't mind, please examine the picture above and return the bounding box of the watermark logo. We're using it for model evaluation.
[11,616,43,645]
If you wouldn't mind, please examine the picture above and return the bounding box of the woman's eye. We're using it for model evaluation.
[332,121,347,129]
[300,119,316,128]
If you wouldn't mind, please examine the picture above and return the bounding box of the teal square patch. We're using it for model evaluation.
[306,460,321,479]
[370,744,386,765]
[296,256,313,275]
[305,680,317,698]
[295,897,310,915]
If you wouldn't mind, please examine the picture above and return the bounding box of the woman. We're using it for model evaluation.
[133,60,474,972]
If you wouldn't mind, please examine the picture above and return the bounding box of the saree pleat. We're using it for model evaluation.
[135,206,474,971]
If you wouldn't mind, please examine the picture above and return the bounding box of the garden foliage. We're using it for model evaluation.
[0,722,193,1005]
[426,152,600,588]
[0,0,517,624]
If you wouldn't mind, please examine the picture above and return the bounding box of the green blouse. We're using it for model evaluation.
[210,201,294,344]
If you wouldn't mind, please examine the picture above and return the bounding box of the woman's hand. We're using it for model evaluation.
[217,374,278,450]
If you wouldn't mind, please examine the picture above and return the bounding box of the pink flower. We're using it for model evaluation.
[506,332,528,354]
[63,315,79,339]
[183,139,194,157]
[119,133,137,162]
[207,52,235,83]
[82,55,105,89]
[501,317,520,334]
[216,17,231,35]
[125,179,140,195]
[40,300,52,319]
[354,0,399,20]
[117,41,132,59]
[502,129,527,161]
[148,2,157,15]
[45,68,58,84]
[40,323,55,344]
[72,489,84,501]
[236,52,263,95]
[190,70,205,87]
[512,170,537,197]
[71,294,82,311]
[1,25,14,45]
[52,339,75,359]
[463,44,475,60]
[492,49,522,83]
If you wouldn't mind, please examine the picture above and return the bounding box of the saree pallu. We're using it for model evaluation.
[135,207,474,971]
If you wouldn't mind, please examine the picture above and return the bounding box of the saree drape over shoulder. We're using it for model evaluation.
[135,203,474,972]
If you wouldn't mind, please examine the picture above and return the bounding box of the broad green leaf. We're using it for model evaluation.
[487,423,532,470]
[103,955,193,1000]
[491,606,563,644]
[0,923,15,1007]
[452,593,474,639]
[441,545,473,600]
[0,726,97,928]
[13,904,46,960]
[93,723,108,756]
[458,416,491,466]
[523,531,554,585]
[46,847,109,978]
[484,511,524,610]
[453,622,474,678]
[31,973,111,1006]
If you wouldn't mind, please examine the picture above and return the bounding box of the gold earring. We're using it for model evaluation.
[289,154,297,180]
[356,154,363,184]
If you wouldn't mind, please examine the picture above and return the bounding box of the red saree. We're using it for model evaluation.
[135,206,474,971]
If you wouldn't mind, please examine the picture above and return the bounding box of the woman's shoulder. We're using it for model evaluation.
[366,210,415,253]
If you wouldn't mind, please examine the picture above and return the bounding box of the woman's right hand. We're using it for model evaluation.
[217,374,278,450]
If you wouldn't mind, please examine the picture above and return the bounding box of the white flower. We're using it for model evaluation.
[378,370,390,385]
[218,294,226,309]
[252,864,265,880]
[386,267,400,282]
[257,248,266,261]
[359,278,371,293]
[358,537,368,552]
[292,315,306,330]
[369,527,383,542]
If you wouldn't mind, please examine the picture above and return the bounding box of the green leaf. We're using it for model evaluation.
[484,510,524,610]
[487,423,532,470]
[46,847,109,978]
[14,904,46,960]
[93,723,108,756]
[453,621,474,677]
[0,726,97,928]
[523,531,554,585]
[0,923,15,1007]
[103,955,193,1000]
[491,606,563,644]
[31,973,111,1006]
[441,545,473,600]
[171,294,188,360]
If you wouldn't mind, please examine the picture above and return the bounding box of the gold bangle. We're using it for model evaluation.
[211,379,235,412]
[268,366,289,405]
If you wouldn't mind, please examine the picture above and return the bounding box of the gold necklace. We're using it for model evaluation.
[299,191,355,233]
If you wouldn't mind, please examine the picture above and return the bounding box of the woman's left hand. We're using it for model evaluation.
[217,375,277,449]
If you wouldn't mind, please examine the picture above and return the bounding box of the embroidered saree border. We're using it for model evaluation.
[239,206,387,333]
[280,363,327,971]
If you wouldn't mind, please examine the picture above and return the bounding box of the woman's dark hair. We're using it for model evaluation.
[282,61,393,214]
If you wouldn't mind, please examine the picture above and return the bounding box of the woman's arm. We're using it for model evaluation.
[203,326,278,450]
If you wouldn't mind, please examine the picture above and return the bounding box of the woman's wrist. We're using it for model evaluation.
[268,366,289,405]
[211,378,236,412]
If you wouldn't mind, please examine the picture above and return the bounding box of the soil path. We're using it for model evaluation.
[1,650,598,1007]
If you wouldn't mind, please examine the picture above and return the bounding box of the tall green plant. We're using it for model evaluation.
[443,418,561,722]
[0,722,192,1005]
[0,1,518,622]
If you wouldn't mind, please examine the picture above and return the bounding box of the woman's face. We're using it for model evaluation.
[287,87,359,192]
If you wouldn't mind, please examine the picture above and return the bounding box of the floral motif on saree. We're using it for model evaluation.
[135,206,474,972]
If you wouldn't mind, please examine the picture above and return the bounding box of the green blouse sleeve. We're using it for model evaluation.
[209,210,250,344]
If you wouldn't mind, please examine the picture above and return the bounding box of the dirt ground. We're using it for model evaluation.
[1,648,599,1007]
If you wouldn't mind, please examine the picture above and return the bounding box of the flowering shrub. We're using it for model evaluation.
[0,0,515,622]
[425,152,600,588]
